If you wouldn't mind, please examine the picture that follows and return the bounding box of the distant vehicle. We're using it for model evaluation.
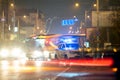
[105,44,120,52]
[44,34,86,59]
[0,40,27,60]
[24,34,86,60]
[24,34,52,61]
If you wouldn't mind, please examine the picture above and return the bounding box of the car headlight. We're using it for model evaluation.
[35,61,42,66]
[32,50,43,58]
[11,48,23,57]
[0,49,9,58]
[1,60,9,70]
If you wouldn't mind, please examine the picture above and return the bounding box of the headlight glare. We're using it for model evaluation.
[11,48,22,57]
[0,49,9,57]
[35,61,42,66]
[32,50,42,57]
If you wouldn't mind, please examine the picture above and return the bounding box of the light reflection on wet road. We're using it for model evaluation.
[0,60,116,80]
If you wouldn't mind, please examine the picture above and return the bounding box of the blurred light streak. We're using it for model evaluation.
[45,58,113,67]
[112,67,118,72]
[58,72,90,78]
[18,66,65,73]
[35,61,42,66]
[19,59,27,65]
[68,58,113,66]
[1,60,9,70]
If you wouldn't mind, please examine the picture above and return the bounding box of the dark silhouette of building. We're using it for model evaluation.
[0,0,9,23]
[112,50,120,80]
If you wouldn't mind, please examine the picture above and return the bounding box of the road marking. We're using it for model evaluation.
[52,67,70,80]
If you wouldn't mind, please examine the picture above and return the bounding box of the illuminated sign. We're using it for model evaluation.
[14,27,18,32]
[84,42,89,48]
[57,36,79,50]
[38,36,46,39]
[62,18,78,26]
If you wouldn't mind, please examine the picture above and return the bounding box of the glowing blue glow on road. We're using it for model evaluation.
[57,72,90,78]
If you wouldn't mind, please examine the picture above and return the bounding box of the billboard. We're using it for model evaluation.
[86,27,97,40]
[92,11,113,27]
[44,34,86,51]
[57,36,79,51]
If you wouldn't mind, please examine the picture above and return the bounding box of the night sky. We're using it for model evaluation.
[14,0,95,34]
[15,0,95,18]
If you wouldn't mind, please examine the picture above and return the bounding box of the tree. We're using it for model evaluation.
[109,10,120,44]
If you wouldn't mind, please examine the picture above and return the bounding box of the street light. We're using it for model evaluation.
[23,15,27,18]
[93,4,97,7]
[75,3,80,7]
[10,3,14,7]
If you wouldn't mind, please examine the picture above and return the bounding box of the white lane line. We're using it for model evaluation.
[52,67,70,80]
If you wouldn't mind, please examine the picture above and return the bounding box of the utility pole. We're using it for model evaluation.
[2,11,5,40]
[17,17,20,40]
[33,9,39,35]
[96,0,100,50]
[36,9,39,30]
[13,8,15,30]
[85,11,87,26]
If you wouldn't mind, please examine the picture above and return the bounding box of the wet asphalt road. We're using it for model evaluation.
[0,60,116,80]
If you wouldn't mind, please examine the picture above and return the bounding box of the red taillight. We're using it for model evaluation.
[46,58,114,67]
[45,39,50,46]
[69,58,114,66]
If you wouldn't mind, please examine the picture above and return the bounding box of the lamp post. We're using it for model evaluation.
[9,2,18,40]
[96,0,100,50]
[85,11,90,26]
[17,17,20,40]
[17,15,27,40]
[10,2,16,30]
[45,18,51,34]
[1,11,5,40]
[45,17,57,34]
